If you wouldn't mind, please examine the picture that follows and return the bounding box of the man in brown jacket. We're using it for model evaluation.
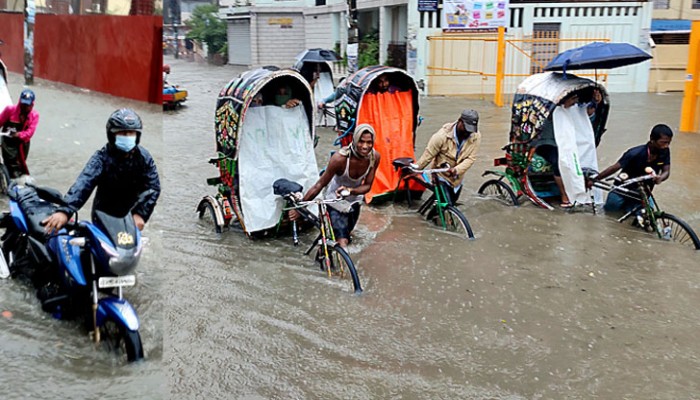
[415,109,481,204]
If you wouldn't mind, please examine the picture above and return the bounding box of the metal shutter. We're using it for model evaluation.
[228,19,251,66]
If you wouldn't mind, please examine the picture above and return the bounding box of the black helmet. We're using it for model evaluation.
[106,108,142,145]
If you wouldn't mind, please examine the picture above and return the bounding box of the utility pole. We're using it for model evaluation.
[170,0,181,59]
[24,0,35,85]
[346,0,359,73]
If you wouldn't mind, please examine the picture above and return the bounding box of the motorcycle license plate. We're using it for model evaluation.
[98,275,136,288]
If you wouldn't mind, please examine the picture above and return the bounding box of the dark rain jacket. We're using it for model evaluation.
[59,144,160,221]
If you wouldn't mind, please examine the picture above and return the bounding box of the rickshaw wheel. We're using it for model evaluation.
[197,201,222,233]
[654,214,700,250]
[478,179,519,206]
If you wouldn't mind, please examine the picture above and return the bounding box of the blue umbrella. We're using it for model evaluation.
[544,42,652,72]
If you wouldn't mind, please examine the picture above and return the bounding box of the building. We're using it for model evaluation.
[222,0,655,94]
[648,0,700,92]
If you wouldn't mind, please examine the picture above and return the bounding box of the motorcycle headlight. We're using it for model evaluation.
[108,248,141,275]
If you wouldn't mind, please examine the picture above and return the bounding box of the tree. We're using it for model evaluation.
[186,4,228,60]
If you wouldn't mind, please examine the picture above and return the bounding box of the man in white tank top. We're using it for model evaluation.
[289,124,381,249]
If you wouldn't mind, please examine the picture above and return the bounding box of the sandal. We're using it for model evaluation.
[560,202,574,208]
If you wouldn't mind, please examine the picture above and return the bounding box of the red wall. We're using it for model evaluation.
[0,12,25,74]
[1,14,162,104]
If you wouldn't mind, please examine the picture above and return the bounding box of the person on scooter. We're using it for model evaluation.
[42,108,161,233]
[0,88,39,182]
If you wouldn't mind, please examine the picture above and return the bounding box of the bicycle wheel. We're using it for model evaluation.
[320,244,362,294]
[655,213,700,250]
[437,205,475,239]
[478,179,519,206]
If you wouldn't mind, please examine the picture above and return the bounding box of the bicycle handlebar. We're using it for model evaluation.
[402,163,452,175]
[590,172,655,189]
[282,194,350,210]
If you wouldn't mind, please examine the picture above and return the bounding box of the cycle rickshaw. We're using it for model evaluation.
[197,66,318,235]
[196,67,363,291]
[479,72,699,249]
[479,72,609,209]
[332,65,424,204]
[293,48,340,127]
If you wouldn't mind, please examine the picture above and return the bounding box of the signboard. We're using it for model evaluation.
[418,0,438,12]
[442,0,509,32]
[268,18,293,28]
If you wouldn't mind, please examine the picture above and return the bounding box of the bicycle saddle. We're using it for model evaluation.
[273,179,303,196]
[392,157,414,170]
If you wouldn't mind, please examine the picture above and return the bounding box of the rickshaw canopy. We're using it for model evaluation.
[332,65,422,203]
[214,67,318,234]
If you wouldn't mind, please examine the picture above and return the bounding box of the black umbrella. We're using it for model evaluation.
[295,48,341,64]
[545,42,652,72]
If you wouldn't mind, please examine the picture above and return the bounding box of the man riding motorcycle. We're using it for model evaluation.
[42,108,161,233]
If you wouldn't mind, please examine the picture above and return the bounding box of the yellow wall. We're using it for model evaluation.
[648,44,689,92]
[653,0,700,20]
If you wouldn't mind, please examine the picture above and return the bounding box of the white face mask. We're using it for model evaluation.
[115,135,137,152]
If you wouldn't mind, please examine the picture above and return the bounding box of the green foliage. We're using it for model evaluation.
[358,30,379,69]
[186,4,228,59]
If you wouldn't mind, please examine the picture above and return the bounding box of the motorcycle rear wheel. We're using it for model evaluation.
[100,318,144,363]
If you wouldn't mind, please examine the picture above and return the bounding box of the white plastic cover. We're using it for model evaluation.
[0,72,12,110]
[552,105,603,205]
[314,72,335,127]
[238,105,319,232]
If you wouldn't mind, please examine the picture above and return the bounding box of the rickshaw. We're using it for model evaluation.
[479,72,609,209]
[196,67,363,292]
[293,48,340,127]
[196,66,318,236]
[332,65,424,203]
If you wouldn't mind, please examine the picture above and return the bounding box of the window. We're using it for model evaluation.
[316,0,326,5]
[693,0,700,9]
[653,0,669,9]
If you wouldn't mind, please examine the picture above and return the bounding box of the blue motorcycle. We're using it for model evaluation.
[0,183,148,362]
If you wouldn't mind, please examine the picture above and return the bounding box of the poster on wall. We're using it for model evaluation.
[442,0,509,33]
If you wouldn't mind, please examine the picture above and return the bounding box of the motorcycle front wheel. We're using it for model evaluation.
[100,318,144,363]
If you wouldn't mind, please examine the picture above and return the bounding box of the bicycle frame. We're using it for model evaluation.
[396,166,453,230]
[592,174,664,238]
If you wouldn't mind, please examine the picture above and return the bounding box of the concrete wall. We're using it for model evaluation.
[648,43,688,92]
[255,12,306,67]
[653,0,700,19]
[304,12,335,49]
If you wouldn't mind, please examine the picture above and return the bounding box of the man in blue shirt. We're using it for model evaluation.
[593,124,673,212]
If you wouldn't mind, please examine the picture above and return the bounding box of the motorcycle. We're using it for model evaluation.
[0,183,150,362]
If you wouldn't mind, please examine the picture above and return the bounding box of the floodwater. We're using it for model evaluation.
[0,74,166,399]
[2,56,699,399]
[164,57,700,399]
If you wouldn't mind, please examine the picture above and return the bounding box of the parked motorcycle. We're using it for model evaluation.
[0,183,150,362]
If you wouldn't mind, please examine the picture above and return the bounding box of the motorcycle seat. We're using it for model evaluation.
[10,186,58,238]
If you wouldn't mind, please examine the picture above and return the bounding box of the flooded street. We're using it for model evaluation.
[0,73,165,399]
[164,56,700,399]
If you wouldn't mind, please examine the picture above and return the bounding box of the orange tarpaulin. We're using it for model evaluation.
[357,90,424,203]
